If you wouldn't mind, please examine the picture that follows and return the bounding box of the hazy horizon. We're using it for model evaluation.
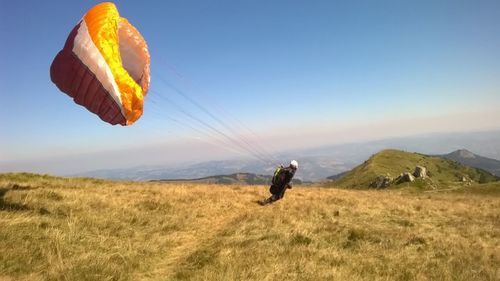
[2,128,500,179]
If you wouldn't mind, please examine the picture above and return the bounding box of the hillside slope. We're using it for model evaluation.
[333,149,498,189]
[1,173,499,281]
[438,149,500,177]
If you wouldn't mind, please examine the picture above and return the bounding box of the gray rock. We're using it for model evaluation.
[396,172,415,183]
[370,175,393,188]
[413,166,427,178]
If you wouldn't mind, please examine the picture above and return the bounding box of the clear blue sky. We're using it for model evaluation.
[1,0,500,173]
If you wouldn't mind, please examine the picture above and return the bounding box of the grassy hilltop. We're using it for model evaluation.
[332,149,498,189]
[1,173,500,281]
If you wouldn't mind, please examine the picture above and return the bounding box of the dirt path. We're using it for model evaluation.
[131,191,264,280]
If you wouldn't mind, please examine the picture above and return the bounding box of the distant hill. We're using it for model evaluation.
[152,172,303,186]
[331,149,498,189]
[437,149,500,177]
[326,171,348,181]
[74,156,352,183]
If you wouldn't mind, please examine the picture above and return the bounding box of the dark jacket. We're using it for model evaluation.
[269,166,296,196]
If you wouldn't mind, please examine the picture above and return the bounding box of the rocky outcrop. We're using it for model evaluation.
[369,175,393,188]
[370,166,427,188]
[413,166,427,179]
[460,175,474,185]
[396,172,415,184]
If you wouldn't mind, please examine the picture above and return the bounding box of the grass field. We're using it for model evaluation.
[1,173,499,280]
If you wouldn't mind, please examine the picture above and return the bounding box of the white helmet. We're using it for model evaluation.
[290,160,298,169]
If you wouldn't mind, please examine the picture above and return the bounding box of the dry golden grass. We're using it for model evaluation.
[1,173,499,280]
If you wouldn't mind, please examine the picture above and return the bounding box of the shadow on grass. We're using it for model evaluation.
[0,187,30,211]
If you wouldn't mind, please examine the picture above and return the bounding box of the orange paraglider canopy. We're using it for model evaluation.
[50,2,150,125]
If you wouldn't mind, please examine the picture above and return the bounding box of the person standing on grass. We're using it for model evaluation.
[259,160,298,205]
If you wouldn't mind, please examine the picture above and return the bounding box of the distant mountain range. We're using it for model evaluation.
[76,156,358,182]
[75,130,500,182]
[438,149,500,177]
[152,172,303,185]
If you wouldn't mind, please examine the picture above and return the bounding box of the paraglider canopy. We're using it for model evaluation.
[50,2,150,126]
